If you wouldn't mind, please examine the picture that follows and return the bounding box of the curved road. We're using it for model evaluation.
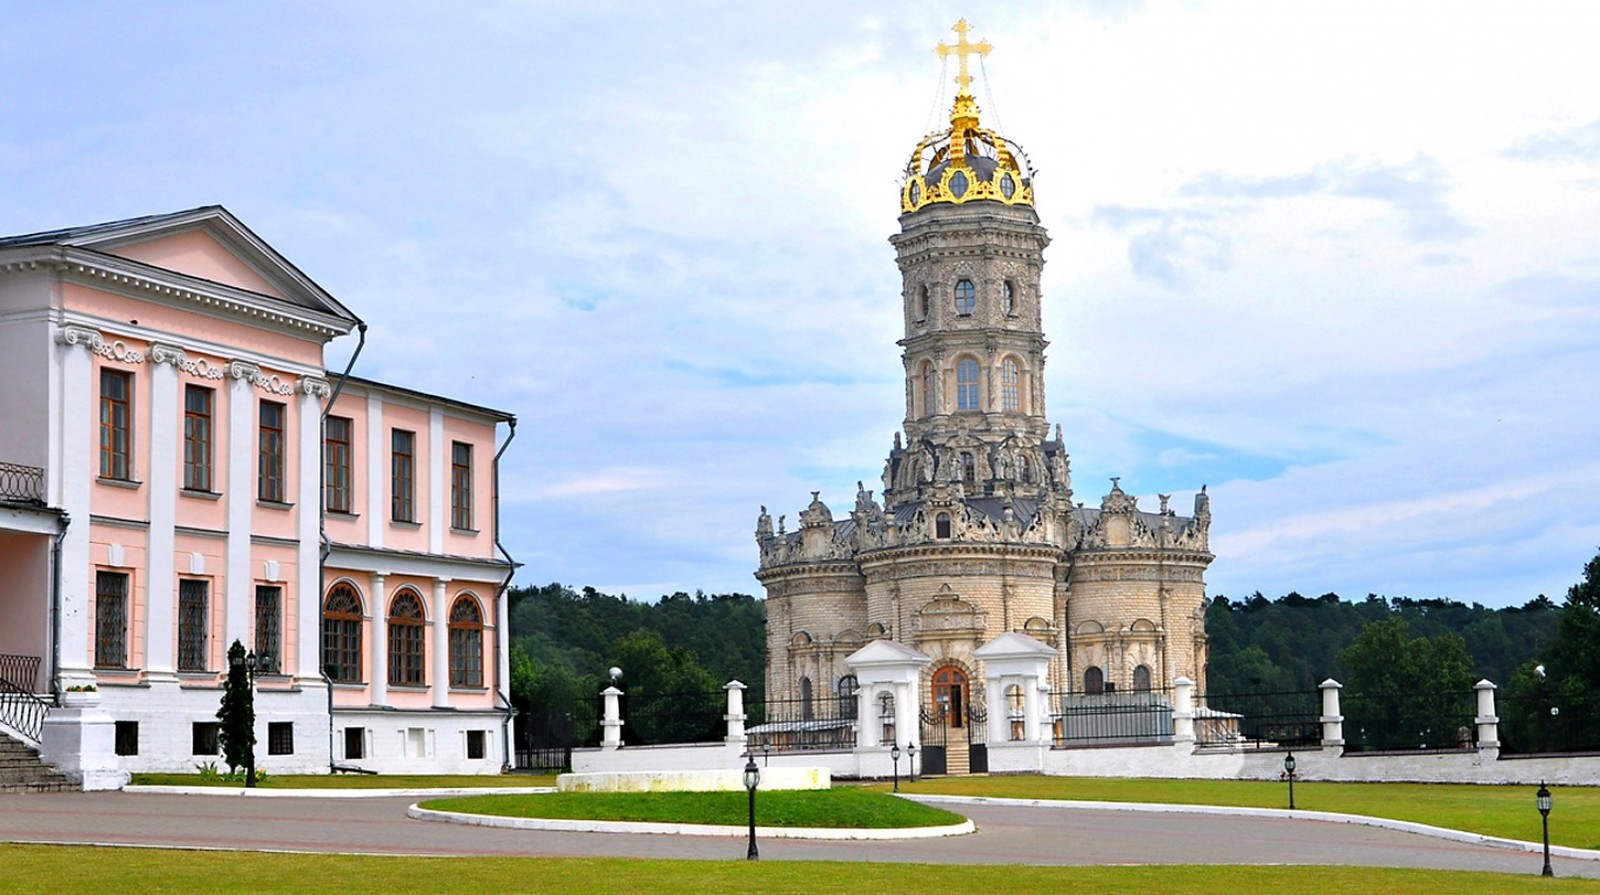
[0,791,1592,879]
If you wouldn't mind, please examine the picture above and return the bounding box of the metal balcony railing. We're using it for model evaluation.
[0,462,46,505]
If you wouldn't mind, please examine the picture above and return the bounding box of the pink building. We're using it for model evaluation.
[0,207,516,785]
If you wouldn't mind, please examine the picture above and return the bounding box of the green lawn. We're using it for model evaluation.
[421,787,965,828]
[130,772,558,789]
[878,775,1600,849]
[2,846,1594,894]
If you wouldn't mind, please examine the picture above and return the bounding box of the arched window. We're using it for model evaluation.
[879,691,896,745]
[1006,683,1026,741]
[935,512,952,539]
[960,451,975,484]
[920,361,937,417]
[1001,358,1020,412]
[1019,456,1032,484]
[932,665,968,727]
[838,674,859,720]
[1084,665,1105,696]
[388,590,426,686]
[1133,664,1152,693]
[449,595,484,688]
[954,279,975,315]
[800,676,814,721]
[956,357,980,410]
[322,584,363,683]
[1002,280,1016,315]
[918,285,930,319]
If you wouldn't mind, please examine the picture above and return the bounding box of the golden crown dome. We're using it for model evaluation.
[901,20,1034,214]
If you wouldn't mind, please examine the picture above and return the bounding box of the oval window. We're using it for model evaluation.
[949,170,969,199]
[909,180,922,206]
[1000,172,1016,199]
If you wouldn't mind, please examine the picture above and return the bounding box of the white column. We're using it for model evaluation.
[369,572,387,706]
[365,392,384,547]
[428,406,445,553]
[1475,679,1499,750]
[724,680,747,745]
[431,578,450,707]
[225,362,256,651]
[144,343,183,679]
[1172,675,1195,744]
[294,378,328,680]
[1320,678,1345,747]
[601,686,623,749]
[495,581,510,700]
[986,676,1005,744]
[52,326,99,683]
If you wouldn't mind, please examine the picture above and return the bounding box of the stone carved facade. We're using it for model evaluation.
[756,27,1213,720]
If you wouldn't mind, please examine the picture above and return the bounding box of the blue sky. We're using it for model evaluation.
[5,1,1599,607]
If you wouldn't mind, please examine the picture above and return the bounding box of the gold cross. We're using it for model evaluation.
[935,18,992,96]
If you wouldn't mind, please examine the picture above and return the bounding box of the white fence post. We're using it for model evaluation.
[1320,679,1344,748]
[1475,679,1499,752]
[1172,676,1195,744]
[601,686,624,750]
[725,680,748,746]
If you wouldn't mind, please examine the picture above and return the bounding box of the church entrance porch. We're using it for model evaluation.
[921,665,987,775]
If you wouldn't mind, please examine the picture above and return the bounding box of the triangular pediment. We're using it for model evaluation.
[845,639,931,668]
[0,206,358,326]
[974,630,1058,660]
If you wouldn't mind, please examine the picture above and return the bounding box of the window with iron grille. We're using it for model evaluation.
[94,571,128,668]
[255,585,281,673]
[450,441,473,530]
[388,590,426,685]
[324,416,352,513]
[258,400,285,502]
[322,585,363,682]
[115,721,139,756]
[448,595,483,687]
[391,429,415,522]
[177,579,208,672]
[268,722,294,755]
[183,385,213,491]
[99,369,132,480]
[192,721,219,755]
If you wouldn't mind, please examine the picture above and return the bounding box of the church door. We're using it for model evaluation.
[932,665,967,729]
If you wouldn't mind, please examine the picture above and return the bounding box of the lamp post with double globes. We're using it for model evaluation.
[1537,781,1554,877]
[743,755,761,861]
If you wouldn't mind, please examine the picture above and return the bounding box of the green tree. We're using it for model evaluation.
[216,640,254,775]
[1567,548,1600,610]
[1337,618,1474,751]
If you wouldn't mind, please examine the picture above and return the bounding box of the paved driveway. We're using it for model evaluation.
[0,791,1592,879]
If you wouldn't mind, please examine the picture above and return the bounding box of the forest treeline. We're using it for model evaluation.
[508,552,1600,726]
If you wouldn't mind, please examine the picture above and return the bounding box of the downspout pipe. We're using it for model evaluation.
[491,418,519,771]
[48,512,70,699]
[319,321,366,771]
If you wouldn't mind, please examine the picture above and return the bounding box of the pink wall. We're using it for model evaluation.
[0,533,51,681]
[110,230,287,300]
[64,284,325,369]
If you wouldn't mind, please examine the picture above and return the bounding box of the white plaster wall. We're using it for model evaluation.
[331,708,506,775]
[97,682,332,774]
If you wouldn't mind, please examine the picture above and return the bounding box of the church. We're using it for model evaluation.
[755,22,1214,760]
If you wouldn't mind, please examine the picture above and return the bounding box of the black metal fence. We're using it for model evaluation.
[1051,688,1175,747]
[513,701,601,771]
[746,694,857,753]
[1497,690,1600,756]
[1199,689,1323,749]
[1340,690,1477,753]
[0,654,42,692]
[0,462,45,505]
[0,677,47,743]
[622,689,726,746]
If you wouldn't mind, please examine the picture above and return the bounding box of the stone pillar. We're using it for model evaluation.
[431,578,451,707]
[600,685,624,750]
[368,572,387,706]
[39,696,128,791]
[985,675,1006,744]
[724,680,747,745]
[1172,675,1195,744]
[973,631,1057,744]
[1475,679,1499,751]
[225,362,257,650]
[53,325,99,687]
[1320,678,1344,747]
[295,378,329,681]
[145,343,183,680]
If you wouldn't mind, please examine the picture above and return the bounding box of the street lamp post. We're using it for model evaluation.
[890,743,901,793]
[743,756,761,861]
[1283,751,1296,810]
[907,741,918,783]
[762,739,771,767]
[229,649,268,788]
[1537,781,1554,878]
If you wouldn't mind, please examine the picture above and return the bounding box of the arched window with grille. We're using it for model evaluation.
[800,676,814,721]
[388,589,426,686]
[935,512,952,538]
[1133,664,1152,692]
[960,451,975,484]
[838,674,859,720]
[1001,357,1021,412]
[1084,665,1105,696]
[954,279,975,315]
[322,584,363,683]
[879,691,896,745]
[449,595,484,688]
[956,356,980,410]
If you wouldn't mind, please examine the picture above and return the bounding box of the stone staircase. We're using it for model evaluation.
[0,736,77,793]
[944,740,970,776]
